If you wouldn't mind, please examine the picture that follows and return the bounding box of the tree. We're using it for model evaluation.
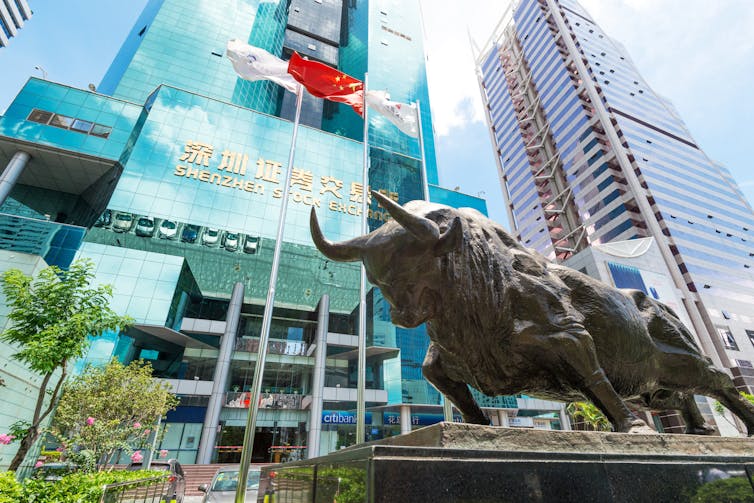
[0,259,132,470]
[566,401,612,432]
[52,359,179,470]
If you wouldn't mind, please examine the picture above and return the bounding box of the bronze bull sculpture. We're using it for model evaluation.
[310,191,754,435]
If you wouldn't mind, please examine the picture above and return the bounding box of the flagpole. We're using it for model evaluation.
[416,100,452,423]
[235,83,304,503]
[415,100,430,202]
[356,73,369,445]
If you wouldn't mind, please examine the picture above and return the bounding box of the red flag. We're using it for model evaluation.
[287,52,364,116]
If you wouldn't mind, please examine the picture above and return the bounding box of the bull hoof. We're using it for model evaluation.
[685,424,717,436]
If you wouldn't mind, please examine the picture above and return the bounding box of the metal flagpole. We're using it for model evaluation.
[356,73,369,445]
[416,100,453,423]
[235,84,304,503]
[415,100,430,202]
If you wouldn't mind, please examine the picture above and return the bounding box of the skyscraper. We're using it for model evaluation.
[1,0,570,470]
[0,0,31,48]
[476,0,754,397]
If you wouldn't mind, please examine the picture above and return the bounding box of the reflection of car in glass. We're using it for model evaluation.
[224,232,239,252]
[159,220,178,239]
[244,236,260,255]
[94,209,112,227]
[202,228,220,246]
[113,212,134,233]
[181,224,200,243]
[127,459,185,503]
[33,462,78,482]
[199,466,260,503]
[135,217,156,237]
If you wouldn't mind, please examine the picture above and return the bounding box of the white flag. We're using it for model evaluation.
[226,39,300,94]
[365,90,419,138]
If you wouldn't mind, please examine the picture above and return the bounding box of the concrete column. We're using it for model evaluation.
[306,295,329,459]
[558,405,571,431]
[196,282,244,464]
[498,410,510,428]
[400,405,412,434]
[0,151,30,206]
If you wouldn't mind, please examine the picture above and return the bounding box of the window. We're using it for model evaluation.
[717,327,739,351]
[27,109,53,124]
[747,330,754,348]
[25,107,113,139]
[90,124,112,139]
[70,119,93,133]
[49,114,74,129]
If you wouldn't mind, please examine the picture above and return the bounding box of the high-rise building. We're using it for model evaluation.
[476,0,754,401]
[0,0,31,47]
[0,0,567,470]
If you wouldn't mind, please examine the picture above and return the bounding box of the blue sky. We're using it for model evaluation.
[2,0,753,229]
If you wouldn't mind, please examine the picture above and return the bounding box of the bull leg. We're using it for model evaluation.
[697,369,754,436]
[422,343,488,424]
[646,391,715,435]
[657,354,754,436]
[541,330,654,434]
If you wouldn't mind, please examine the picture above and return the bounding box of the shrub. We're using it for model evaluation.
[0,472,22,503]
[18,469,165,503]
[40,450,62,461]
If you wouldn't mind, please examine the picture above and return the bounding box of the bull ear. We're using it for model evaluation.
[433,217,462,256]
[310,208,367,262]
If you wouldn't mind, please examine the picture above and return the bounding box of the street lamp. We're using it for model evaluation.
[34,65,47,80]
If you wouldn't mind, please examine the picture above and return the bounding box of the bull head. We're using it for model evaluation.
[310,190,463,327]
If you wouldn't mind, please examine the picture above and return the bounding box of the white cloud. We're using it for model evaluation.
[419,0,504,136]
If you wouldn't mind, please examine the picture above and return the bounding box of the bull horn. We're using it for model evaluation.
[310,207,367,262]
[371,190,439,242]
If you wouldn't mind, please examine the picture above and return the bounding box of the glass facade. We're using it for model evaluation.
[0,0,565,470]
[477,0,754,392]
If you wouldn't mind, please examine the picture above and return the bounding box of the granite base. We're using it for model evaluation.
[258,423,754,502]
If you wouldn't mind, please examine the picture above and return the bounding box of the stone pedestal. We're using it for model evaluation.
[259,423,754,502]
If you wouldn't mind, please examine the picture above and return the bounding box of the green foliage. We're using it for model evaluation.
[0,259,132,470]
[1,259,131,374]
[18,469,166,503]
[8,420,31,440]
[0,471,22,503]
[39,450,62,461]
[53,359,178,470]
[566,401,612,432]
[690,477,754,502]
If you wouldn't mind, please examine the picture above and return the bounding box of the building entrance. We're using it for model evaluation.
[216,424,307,463]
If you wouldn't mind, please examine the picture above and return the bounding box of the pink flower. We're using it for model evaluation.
[132,422,141,429]
[0,434,15,445]
[56,446,64,452]
[86,417,95,426]
[130,450,143,463]
[143,429,151,435]
[34,461,44,468]
[159,449,169,458]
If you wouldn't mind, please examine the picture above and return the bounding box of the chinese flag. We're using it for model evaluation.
[287,52,364,116]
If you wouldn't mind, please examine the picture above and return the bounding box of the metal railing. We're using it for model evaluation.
[99,475,172,503]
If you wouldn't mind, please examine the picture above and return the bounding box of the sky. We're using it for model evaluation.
[1,0,753,228]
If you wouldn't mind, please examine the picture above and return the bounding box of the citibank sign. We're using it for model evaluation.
[322,411,373,425]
